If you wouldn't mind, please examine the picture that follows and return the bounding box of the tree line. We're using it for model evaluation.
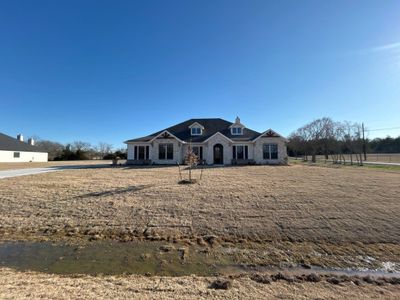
[288,117,400,164]
[33,139,127,161]
[369,136,400,153]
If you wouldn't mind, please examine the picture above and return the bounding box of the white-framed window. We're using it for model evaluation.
[263,144,278,159]
[191,127,202,135]
[134,145,149,160]
[159,143,173,160]
[191,146,203,160]
[232,145,248,159]
[231,127,243,135]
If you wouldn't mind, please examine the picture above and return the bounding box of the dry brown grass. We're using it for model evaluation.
[0,267,398,300]
[0,164,399,269]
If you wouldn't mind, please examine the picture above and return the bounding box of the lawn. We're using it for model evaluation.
[1,164,399,298]
[1,267,399,300]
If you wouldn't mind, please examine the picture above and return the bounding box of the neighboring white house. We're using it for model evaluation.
[0,132,48,162]
[125,117,287,165]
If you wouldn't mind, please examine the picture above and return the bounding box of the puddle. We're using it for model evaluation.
[0,241,223,276]
[0,241,399,278]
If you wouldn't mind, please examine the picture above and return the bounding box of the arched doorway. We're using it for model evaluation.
[213,144,224,164]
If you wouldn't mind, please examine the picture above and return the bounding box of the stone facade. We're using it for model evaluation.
[253,137,287,164]
[125,118,287,165]
[127,134,287,165]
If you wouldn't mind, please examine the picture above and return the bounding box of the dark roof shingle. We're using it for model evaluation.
[0,133,47,152]
[125,118,261,143]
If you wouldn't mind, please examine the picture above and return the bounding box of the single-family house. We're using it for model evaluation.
[0,132,48,162]
[125,117,287,165]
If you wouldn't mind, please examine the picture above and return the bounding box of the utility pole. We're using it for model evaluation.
[362,123,367,161]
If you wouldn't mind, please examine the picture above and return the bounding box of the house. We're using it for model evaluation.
[124,117,287,165]
[0,132,48,162]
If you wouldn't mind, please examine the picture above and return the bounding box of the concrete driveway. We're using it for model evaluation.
[0,164,111,179]
[0,168,60,179]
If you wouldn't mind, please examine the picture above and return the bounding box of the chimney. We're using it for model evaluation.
[235,116,241,124]
[28,138,35,146]
[17,134,24,142]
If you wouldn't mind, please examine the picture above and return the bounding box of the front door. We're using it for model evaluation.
[213,144,223,164]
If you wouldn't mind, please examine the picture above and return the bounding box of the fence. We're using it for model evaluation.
[312,154,400,163]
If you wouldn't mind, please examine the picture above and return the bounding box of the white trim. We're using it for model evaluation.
[232,144,249,160]
[132,144,150,160]
[125,141,151,144]
[191,127,202,136]
[188,122,205,130]
[252,129,286,142]
[231,127,243,135]
[228,123,245,129]
[148,130,186,144]
[203,132,233,143]
[262,143,279,160]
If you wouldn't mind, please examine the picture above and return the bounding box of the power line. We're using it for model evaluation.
[365,126,400,132]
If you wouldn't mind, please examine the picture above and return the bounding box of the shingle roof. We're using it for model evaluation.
[125,118,262,143]
[0,132,47,152]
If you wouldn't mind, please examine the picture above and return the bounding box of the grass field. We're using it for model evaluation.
[1,267,399,300]
[0,164,399,298]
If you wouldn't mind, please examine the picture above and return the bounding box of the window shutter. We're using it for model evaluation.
[146,146,149,160]
[245,146,248,159]
[200,146,203,160]
[233,146,236,159]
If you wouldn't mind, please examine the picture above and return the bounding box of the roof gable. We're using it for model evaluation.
[188,122,205,130]
[253,129,286,142]
[125,118,262,143]
[148,130,185,143]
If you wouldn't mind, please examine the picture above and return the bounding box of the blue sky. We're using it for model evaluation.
[1,0,400,149]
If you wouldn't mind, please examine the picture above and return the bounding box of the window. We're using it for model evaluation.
[231,127,243,135]
[263,144,278,159]
[159,143,173,160]
[133,146,150,160]
[191,127,202,135]
[138,146,145,160]
[191,146,203,160]
[232,145,248,160]
[134,146,150,160]
[13,152,20,158]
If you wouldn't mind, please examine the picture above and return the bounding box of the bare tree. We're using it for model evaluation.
[294,117,334,162]
[33,138,64,161]
[184,144,199,182]
[71,141,91,152]
[97,142,113,158]
[288,118,365,166]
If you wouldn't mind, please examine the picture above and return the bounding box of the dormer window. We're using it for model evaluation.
[191,127,202,135]
[231,127,242,135]
[189,122,204,136]
[229,116,245,135]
